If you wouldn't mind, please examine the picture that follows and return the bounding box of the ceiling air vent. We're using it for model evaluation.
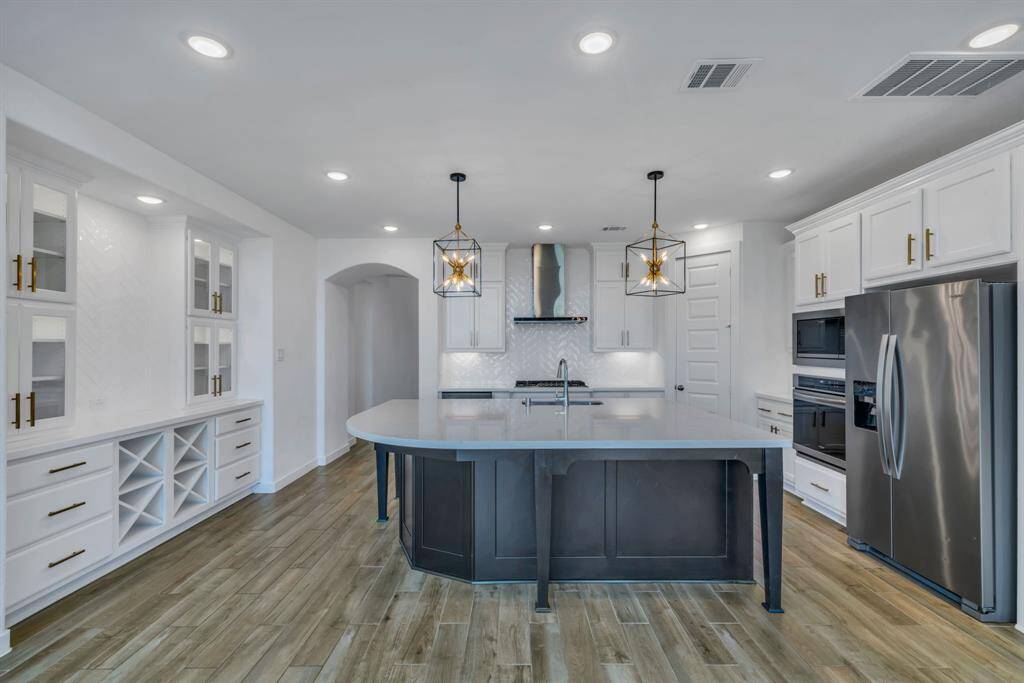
[683,58,759,90]
[856,53,1024,98]
[602,226,627,232]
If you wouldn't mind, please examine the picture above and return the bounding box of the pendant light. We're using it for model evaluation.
[625,170,686,297]
[433,172,482,298]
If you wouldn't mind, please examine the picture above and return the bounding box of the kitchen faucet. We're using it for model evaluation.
[556,358,569,412]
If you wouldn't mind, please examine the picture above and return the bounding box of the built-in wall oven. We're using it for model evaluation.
[792,374,846,471]
[793,309,845,367]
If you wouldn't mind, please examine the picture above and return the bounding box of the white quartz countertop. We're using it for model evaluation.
[347,398,790,450]
[7,398,264,460]
[439,386,666,394]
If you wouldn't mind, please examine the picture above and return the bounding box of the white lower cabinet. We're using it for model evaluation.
[4,403,261,620]
[794,457,846,525]
[756,395,795,493]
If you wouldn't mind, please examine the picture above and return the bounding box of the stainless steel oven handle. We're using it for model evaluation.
[875,334,893,477]
[792,390,846,407]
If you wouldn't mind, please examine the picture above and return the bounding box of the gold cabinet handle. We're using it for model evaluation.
[907,233,916,265]
[235,417,252,424]
[12,254,22,290]
[235,471,251,480]
[820,273,827,297]
[211,375,218,397]
[28,256,37,292]
[49,461,86,474]
[11,392,21,429]
[924,228,934,261]
[27,391,36,427]
[813,273,820,298]
[48,549,85,568]
[48,501,86,517]
[235,441,252,450]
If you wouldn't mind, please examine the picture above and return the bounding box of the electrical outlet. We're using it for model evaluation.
[275,348,285,362]
[88,397,106,411]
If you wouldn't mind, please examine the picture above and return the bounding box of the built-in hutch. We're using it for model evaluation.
[3,153,261,624]
[443,243,506,352]
[590,244,654,351]
[787,121,1024,525]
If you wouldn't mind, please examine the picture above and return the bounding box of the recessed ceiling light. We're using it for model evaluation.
[693,223,709,230]
[326,171,349,182]
[538,224,553,231]
[136,195,164,205]
[768,168,794,179]
[383,225,398,232]
[186,34,230,59]
[578,31,615,55]
[969,23,1019,49]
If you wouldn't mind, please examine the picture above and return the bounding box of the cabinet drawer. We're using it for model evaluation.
[795,457,846,515]
[215,407,260,435]
[7,442,114,498]
[215,454,260,501]
[215,426,260,468]
[5,515,114,606]
[7,471,114,552]
[756,399,793,423]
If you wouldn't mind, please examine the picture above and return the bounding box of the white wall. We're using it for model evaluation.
[76,196,181,415]
[0,63,10,657]
[440,247,664,387]
[323,280,350,460]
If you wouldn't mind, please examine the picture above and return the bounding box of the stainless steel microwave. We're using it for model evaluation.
[792,309,844,368]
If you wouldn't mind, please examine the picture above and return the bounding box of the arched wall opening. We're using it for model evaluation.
[321,262,419,463]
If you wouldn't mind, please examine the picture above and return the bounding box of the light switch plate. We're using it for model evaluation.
[275,348,285,362]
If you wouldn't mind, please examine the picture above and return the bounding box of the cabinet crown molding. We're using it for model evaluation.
[787,118,1024,236]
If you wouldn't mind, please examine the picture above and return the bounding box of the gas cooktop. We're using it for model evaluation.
[515,380,588,388]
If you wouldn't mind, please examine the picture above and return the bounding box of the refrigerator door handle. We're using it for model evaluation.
[890,335,907,479]
[875,334,893,477]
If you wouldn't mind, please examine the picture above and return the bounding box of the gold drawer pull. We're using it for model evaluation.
[49,461,87,474]
[48,548,85,568]
[235,441,252,449]
[48,501,86,517]
[12,254,22,290]
[11,392,21,429]
[924,228,934,261]
[28,391,36,427]
[235,417,252,424]
[810,481,830,493]
[906,233,915,265]
[235,471,251,480]
[28,256,37,292]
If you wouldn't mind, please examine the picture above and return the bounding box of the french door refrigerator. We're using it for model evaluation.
[845,279,1016,622]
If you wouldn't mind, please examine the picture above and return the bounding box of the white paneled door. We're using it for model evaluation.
[675,251,732,416]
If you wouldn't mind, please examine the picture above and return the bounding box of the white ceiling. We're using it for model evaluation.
[1,1,1023,244]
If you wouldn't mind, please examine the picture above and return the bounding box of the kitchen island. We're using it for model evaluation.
[346,397,789,613]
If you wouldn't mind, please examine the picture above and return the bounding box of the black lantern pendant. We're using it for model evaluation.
[433,172,482,298]
[625,170,686,297]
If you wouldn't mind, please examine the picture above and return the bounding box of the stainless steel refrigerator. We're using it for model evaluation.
[845,279,1016,622]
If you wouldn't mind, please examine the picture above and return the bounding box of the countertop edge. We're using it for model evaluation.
[8,398,265,461]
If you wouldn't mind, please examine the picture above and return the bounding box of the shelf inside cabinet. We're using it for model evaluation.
[118,431,166,544]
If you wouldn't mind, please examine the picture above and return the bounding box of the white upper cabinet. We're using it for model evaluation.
[188,229,238,320]
[591,245,654,350]
[624,297,654,349]
[592,281,626,350]
[862,190,923,282]
[794,213,860,307]
[6,161,77,304]
[443,245,506,353]
[922,154,1012,268]
[187,320,237,403]
[593,246,627,281]
[821,213,861,303]
[7,302,75,435]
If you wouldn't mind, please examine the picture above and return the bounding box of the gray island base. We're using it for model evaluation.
[347,398,788,613]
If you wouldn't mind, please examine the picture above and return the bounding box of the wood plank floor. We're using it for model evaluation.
[3,440,1023,681]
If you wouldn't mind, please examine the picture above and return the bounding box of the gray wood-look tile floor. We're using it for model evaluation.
[2,440,1023,681]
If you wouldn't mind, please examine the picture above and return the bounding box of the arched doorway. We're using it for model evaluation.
[321,262,419,463]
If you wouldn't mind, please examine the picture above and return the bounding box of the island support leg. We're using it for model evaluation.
[533,451,553,613]
[375,444,390,522]
[758,447,784,613]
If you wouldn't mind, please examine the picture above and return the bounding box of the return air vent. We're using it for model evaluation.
[683,59,759,90]
[857,53,1024,98]
[602,225,627,232]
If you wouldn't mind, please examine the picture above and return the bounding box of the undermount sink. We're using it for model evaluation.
[522,399,604,407]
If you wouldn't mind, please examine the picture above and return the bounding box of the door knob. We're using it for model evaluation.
[675,385,685,391]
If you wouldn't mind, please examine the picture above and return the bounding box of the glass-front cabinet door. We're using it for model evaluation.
[7,163,77,303]
[188,229,238,320]
[187,320,236,403]
[8,303,75,434]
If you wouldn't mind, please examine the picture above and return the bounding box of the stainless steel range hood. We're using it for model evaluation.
[513,244,588,324]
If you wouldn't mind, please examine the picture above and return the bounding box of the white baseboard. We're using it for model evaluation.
[321,437,356,467]
[0,629,10,659]
[801,497,846,528]
[254,458,318,494]
[6,486,256,626]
